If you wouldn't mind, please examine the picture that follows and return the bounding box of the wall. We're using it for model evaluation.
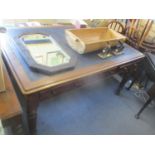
[2,19,73,26]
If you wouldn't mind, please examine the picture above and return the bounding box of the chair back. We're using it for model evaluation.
[125,19,153,49]
[138,20,155,53]
[107,20,125,34]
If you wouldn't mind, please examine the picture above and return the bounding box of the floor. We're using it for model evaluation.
[37,77,155,135]
[0,121,4,135]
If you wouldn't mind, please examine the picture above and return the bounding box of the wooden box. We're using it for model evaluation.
[65,27,126,54]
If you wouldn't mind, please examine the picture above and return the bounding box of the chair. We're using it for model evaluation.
[135,52,155,118]
[115,20,148,95]
[107,20,125,34]
[125,19,141,48]
[116,20,155,118]
[138,20,154,51]
[126,20,155,118]
[125,19,153,49]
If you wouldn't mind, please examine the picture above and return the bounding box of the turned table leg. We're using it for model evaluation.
[26,94,39,134]
[135,84,155,119]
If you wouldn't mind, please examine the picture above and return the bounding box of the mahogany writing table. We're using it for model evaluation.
[2,26,144,134]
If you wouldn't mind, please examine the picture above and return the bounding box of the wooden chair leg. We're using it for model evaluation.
[135,83,155,119]
[135,98,152,119]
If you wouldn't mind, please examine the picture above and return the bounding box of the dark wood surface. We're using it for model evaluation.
[2,26,145,134]
[0,63,23,134]
[0,64,21,120]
